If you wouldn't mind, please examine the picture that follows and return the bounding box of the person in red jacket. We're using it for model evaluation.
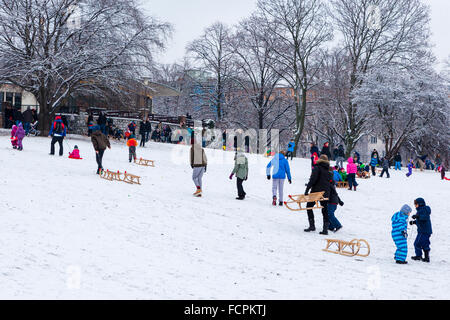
[127,134,138,162]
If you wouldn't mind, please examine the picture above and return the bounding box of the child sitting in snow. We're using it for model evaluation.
[410,198,432,263]
[69,145,83,159]
[332,166,342,183]
[339,168,347,182]
[391,204,412,264]
[127,134,138,163]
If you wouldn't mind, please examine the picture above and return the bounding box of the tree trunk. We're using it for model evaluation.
[293,87,307,157]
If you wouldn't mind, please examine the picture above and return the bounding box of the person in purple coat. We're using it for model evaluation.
[15,122,26,151]
[406,160,414,177]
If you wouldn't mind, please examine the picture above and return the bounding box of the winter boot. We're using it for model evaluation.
[422,250,430,263]
[354,185,357,191]
[396,260,408,265]
[411,254,422,261]
[272,196,277,206]
[193,188,202,197]
[319,222,330,235]
[279,201,283,206]
[304,219,316,232]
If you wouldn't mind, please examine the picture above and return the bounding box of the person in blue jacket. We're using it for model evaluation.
[286,139,295,161]
[391,204,412,264]
[267,151,292,206]
[48,115,67,156]
[410,198,432,263]
[332,166,342,183]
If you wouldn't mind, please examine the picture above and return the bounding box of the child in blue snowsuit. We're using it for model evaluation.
[391,205,412,264]
[332,166,342,183]
[267,151,292,206]
[410,198,432,263]
[286,140,295,161]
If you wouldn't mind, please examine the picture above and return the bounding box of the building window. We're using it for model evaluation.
[6,92,13,104]
[14,93,22,109]
[370,136,378,144]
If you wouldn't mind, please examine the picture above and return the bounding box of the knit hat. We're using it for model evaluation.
[415,198,426,207]
[400,204,412,215]
[74,145,79,149]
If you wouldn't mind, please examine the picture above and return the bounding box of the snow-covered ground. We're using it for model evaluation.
[1,133,449,299]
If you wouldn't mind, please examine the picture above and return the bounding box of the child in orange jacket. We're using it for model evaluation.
[127,134,138,162]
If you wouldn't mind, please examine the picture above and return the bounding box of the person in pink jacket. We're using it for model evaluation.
[11,124,18,149]
[15,123,26,151]
[69,145,83,159]
[346,157,359,191]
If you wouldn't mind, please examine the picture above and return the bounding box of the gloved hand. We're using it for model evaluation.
[410,220,416,226]
[402,230,408,238]
[304,189,309,196]
[267,175,271,180]
[245,176,248,181]
[412,215,418,220]
[204,166,207,173]
[288,179,292,184]
[339,200,344,207]
[229,173,234,180]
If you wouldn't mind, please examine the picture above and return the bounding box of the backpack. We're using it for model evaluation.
[54,121,64,135]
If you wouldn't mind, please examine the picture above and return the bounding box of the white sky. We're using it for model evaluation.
[143,0,450,69]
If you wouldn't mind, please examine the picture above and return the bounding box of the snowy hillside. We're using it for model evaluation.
[1,134,449,299]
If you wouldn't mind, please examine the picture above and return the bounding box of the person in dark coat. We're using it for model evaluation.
[336,145,345,169]
[333,147,339,161]
[139,120,147,147]
[91,125,111,174]
[410,198,432,263]
[48,116,67,156]
[379,157,391,178]
[97,112,107,135]
[22,107,33,135]
[321,142,331,161]
[394,153,402,170]
[304,155,332,235]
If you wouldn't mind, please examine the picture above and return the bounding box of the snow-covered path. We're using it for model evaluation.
[0,134,449,299]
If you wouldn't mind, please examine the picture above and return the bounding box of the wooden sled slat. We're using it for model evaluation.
[134,158,155,167]
[122,172,141,185]
[336,181,349,188]
[284,192,329,212]
[323,239,370,258]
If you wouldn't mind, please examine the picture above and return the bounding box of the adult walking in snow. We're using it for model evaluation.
[48,116,66,156]
[370,154,379,176]
[417,154,427,172]
[336,145,345,169]
[267,151,292,206]
[230,149,249,200]
[394,153,402,170]
[22,107,33,135]
[190,143,207,197]
[304,155,331,234]
[91,125,111,174]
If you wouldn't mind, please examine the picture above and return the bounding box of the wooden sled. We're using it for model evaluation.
[134,158,155,167]
[323,239,370,258]
[336,181,349,188]
[284,192,329,212]
[122,171,141,185]
[100,170,123,182]
[357,171,370,179]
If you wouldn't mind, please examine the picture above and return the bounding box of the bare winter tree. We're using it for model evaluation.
[353,64,449,160]
[0,0,172,133]
[256,0,333,156]
[186,22,235,121]
[227,15,292,131]
[330,0,432,157]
